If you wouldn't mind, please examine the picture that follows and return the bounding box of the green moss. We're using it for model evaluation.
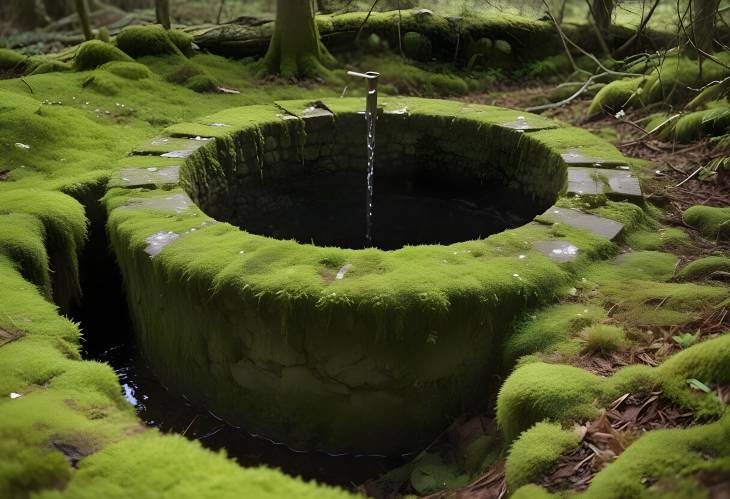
[82,71,122,96]
[683,205,730,239]
[505,422,580,489]
[625,227,690,251]
[185,74,220,93]
[37,433,352,499]
[74,40,133,71]
[402,31,432,62]
[0,48,26,71]
[496,362,602,443]
[582,324,625,354]
[0,190,87,310]
[167,30,194,56]
[504,303,607,364]
[511,484,558,499]
[587,77,646,117]
[657,334,730,418]
[0,213,51,297]
[584,414,730,498]
[678,256,730,281]
[99,61,152,80]
[29,60,72,76]
[116,25,184,58]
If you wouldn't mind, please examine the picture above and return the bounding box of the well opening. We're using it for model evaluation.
[184,111,562,250]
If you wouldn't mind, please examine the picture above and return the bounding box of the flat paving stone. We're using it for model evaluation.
[110,166,180,188]
[131,136,211,158]
[144,231,180,257]
[500,115,557,132]
[122,193,192,214]
[538,206,624,240]
[567,166,642,200]
[561,149,629,168]
[532,240,580,262]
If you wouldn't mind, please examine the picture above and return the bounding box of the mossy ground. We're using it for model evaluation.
[0,15,728,498]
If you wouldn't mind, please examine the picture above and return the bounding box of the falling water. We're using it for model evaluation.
[346,71,380,247]
[365,93,377,247]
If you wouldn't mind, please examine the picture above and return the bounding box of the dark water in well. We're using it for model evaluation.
[75,244,404,488]
[238,169,538,250]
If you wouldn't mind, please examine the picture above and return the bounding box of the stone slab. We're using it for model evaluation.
[532,240,580,262]
[561,149,629,168]
[109,166,180,188]
[122,193,192,214]
[567,166,642,200]
[538,206,624,240]
[499,115,557,132]
[131,136,211,158]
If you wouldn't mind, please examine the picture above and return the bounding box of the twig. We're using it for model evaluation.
[673,166,703,188]
[615,0,661,57]
[20,78,33,94]
[182,415,198,436]
[355,0,380,42]
[542,0,578,73]
[525,72,603,112]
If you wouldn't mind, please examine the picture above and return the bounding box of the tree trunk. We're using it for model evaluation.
[11,0,47,29]
[591,0,614,35]
[74,0,93,40]
[691,0,720,54]
[156,0,171,29]
[260,0,335,79]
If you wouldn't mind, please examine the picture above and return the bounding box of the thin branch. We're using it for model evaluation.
[541,0,578,73]
[615,0,661,57]
[525,73,603,112]
[355,0,380,43]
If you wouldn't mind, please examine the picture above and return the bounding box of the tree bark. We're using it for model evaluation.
[260,0,335,79]
[691,0,720,54]
[74,0,93,40]
[156,0,171,29]
[11,0,47,29]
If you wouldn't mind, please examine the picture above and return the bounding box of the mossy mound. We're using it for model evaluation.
[116,25,185,58]
[29,59,72,76]
[74,40,133,71]
[99,61,152,80]
[678,256,730,281]
[581,324,625,353]
[505,422,581,490]
[683,205,730,239]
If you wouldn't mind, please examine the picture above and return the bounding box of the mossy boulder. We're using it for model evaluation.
[116,25,185,58]
[683,205,730,239]
[167,29,194,56]
[75,40,133,71]
[403,31,432,61]
[185,74,219,93]
[29,59,72,76]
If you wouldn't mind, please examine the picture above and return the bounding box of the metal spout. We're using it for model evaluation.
[347,71,380,116]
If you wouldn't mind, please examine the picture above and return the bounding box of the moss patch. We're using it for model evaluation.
[74,41,134,71]
[683,205,730,239]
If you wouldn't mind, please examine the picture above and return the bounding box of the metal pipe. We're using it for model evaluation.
[347,71,380,116]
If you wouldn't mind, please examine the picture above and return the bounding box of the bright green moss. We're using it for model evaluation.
[678,256,730,281]
[582,324,625,354]
[116,25,184,58]
[657,334,730,418]
[185,74,220,93]
[511,484,557,498]
[0,213,51,296]
[82,71,122,96]
[643,54,730,105]
[37,433,353,499]
[0,190,87,310]
[167,29,194,56]
[99,61,152,80]
[625,227,690,251]
[683,205,730,239]
[584,250,678,283]
[74,40,133,71]
[584,414,730,498]
[587,77,646,117]
[29,60,72,76]
[496,362,602,443]
[505,422,580,490]
[504,303,607,364]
